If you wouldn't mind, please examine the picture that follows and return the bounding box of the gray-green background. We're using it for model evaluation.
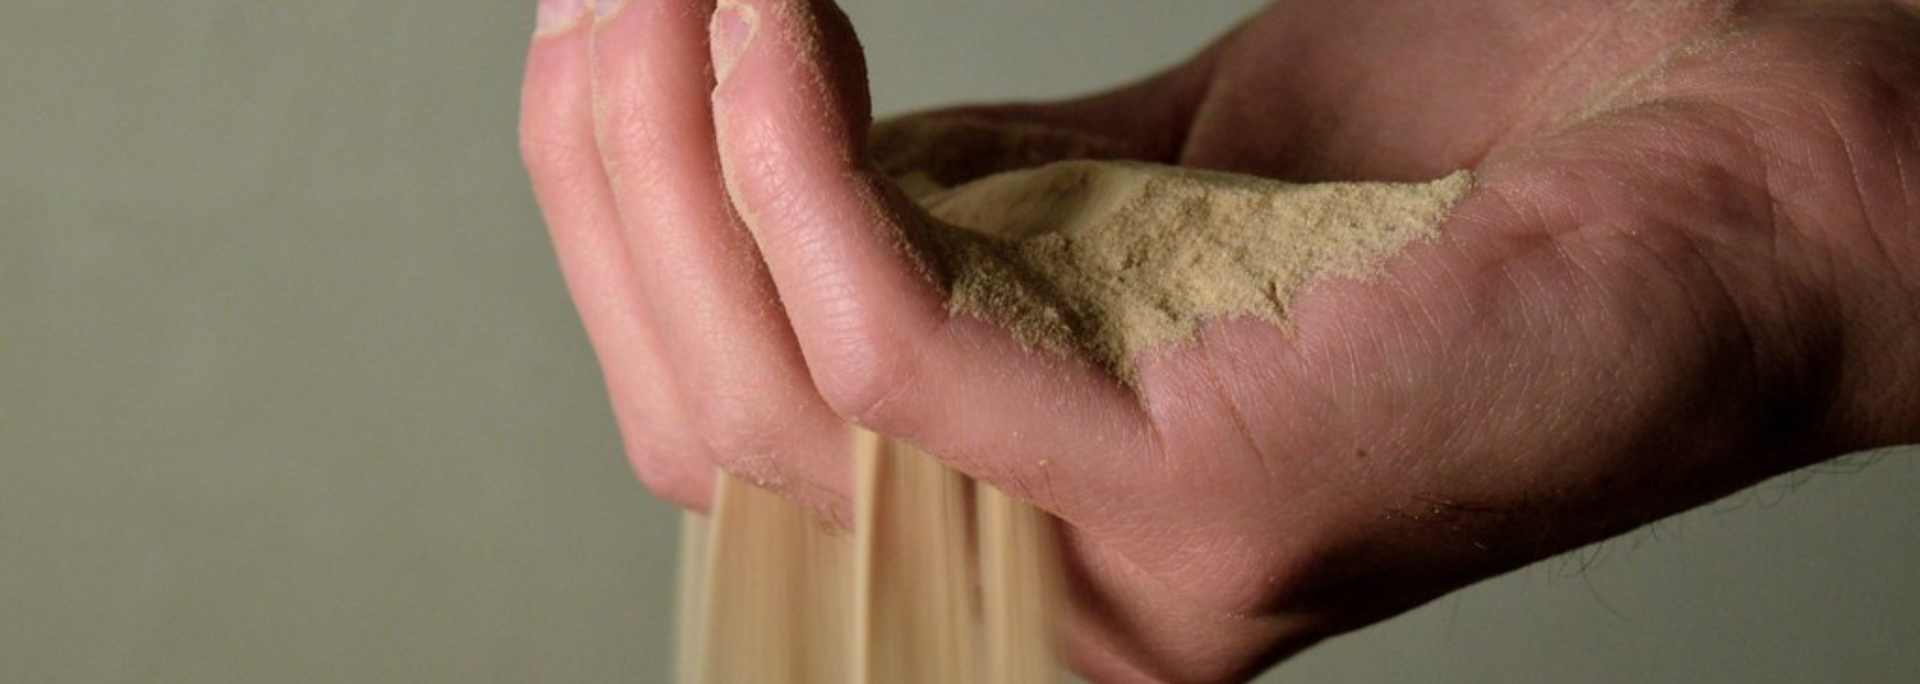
[3,2,1914,682]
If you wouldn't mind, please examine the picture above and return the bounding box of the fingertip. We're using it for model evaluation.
[589,0,631,22]
[709,1,756,86]
[534,0,590,38]
[708,0,873,144]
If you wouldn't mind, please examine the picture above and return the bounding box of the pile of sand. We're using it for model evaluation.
[878,117,1472,381]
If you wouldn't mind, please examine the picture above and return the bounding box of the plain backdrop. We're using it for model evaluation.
[3,1,1915,682]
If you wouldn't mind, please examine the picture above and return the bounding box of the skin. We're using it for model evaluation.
[519,1,1920,682]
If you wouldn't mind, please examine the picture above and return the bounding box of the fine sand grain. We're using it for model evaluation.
[881,130,1471,380]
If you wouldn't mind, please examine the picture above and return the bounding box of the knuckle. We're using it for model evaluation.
[623,443,707,510]
[610,399,713,509]
[690,389,796,489]
[813,328,922,432]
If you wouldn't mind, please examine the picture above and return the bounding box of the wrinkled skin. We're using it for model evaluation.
[519,1,1920,682]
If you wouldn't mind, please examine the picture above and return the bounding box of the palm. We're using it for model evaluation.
[887,2,1918,681]
[521,1,1920,682]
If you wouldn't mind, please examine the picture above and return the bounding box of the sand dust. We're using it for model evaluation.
[878,119,1471,381]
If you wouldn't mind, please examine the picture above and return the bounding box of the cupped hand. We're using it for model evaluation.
[520,1,1920,682]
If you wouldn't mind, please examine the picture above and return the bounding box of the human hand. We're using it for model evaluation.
[519,1,1920,682]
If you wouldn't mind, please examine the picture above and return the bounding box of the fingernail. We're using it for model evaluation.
[592,0,628,19]
[535,0,586,36]
[710,2,756,84]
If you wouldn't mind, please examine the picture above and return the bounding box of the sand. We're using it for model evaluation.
[878,117,1473,381]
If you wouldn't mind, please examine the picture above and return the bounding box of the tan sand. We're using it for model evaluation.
[879,122,1471,381]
